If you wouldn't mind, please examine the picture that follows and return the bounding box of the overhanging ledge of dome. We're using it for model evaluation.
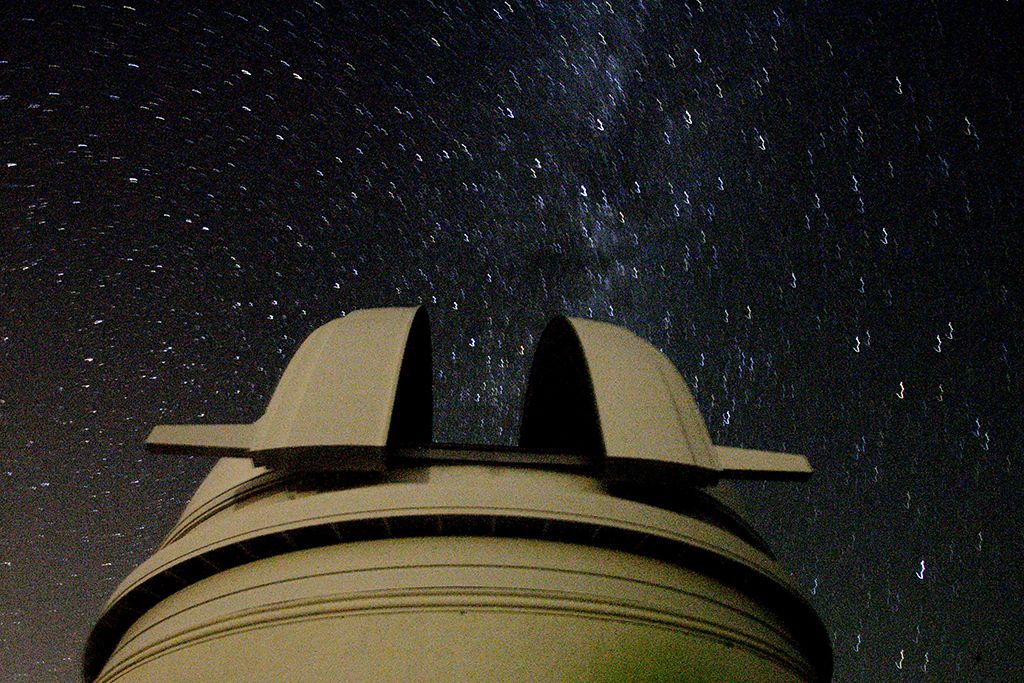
[520,316,812,485]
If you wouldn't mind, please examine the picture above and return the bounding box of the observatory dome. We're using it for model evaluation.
[84,307,831,682]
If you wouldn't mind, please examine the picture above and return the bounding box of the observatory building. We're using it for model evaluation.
[84,307,832,682]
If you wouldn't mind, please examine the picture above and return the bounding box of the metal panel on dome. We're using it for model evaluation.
[521,315,811,483]
[146,306,431,470]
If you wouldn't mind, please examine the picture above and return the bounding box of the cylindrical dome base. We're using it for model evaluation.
[98,536,814,682]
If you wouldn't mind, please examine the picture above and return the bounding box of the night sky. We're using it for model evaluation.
[2,2,1022,680]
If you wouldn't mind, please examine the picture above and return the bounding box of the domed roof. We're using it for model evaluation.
[147,306,810,484]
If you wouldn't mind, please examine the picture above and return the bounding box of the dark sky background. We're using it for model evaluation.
[1,2,1022,680]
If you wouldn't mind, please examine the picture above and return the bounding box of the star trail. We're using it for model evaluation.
[1,2,1021,680]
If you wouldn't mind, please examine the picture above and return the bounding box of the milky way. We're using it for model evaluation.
[1,3,1021,680]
